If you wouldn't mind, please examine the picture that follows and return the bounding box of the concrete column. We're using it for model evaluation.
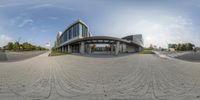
[119,44,122,53]
[80,42,85,54]
[139,47,143,51]
[122,44,127,53]
[63,47,65,52]
[63,46,65,52]
[88,44,92,54]
[115,41,120,55]
[61,47,64,52]
[68,45,72,53]
[110,44,114,54]
[65,46,67,52]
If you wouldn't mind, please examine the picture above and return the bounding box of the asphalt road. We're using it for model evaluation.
[176,52,200,62]
[0,51,7,61]
[0,53,200,100]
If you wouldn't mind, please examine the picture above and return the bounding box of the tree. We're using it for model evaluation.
[22,42,31,51]
[171,44,177,49]
[171,43,195,51]
[22,42,38,51]
[4,42,13,50]
[36,46,41,50]
[175,43,181,51]
[3,41,48,51]
[149,44,153,49]
[13,42,20,51]
[180,44,186,51]
[185,43,194,51]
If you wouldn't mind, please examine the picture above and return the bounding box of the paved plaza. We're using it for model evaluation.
[0,53,200,100]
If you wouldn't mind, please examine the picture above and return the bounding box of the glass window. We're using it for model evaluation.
[67,30,69,40]
[64,32,67,42]
[69,29,71,39]
[75,24,78,36]
[71,28,73,38]
[82,24,88,37]
[82,24,85,37]
[77,24,80,36]
[73,25,76,37]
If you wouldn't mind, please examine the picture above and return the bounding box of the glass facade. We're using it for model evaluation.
[58,22,90,45]
[82,24,88,37]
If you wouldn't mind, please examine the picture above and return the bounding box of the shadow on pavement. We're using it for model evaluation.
[71,52,137,58]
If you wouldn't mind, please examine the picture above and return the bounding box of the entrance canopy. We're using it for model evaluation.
[59,36,142,47]
[57,36,143,55]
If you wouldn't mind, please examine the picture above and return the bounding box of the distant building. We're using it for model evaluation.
[168,44,173,49]
[168,44,175,51]
[55,20,143,55]
[169,48,175,51]
[194,47,200,52]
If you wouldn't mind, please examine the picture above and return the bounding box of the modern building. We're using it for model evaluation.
[55,20,143,55]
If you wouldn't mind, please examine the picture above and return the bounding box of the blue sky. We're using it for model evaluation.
[0,0,200,48]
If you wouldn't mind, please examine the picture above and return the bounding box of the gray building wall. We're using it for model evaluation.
[126,45,136,53]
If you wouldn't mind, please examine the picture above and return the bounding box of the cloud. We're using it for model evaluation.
[130,16,195,47]
[94,8,199,48]
[0,34,13,47]
[28,4,55,9]
[18,19,34,27]
[28,3,74,11]
[49,17,59,20]
[0,3,22,8]
[0,0,199,48]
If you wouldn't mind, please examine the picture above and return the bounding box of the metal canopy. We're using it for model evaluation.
[59,36,142,47]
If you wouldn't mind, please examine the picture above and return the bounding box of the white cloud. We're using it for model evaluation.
[131,16,195,47]
[0,34,13,47]
[49,17,58,20]
[18,19,34,27]
[28,3,74,11]
[0,3,23,8]
[95,8,199,48]
[28,4,55,9]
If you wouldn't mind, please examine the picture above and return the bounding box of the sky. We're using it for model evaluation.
[0,0,200,48]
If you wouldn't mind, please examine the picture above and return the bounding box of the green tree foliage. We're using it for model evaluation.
[3,42,48,51]
[22,42,36,51]
[3,42,13,50]
[170,44,177,49]
[13,42,20,51]
[170,43,195,51]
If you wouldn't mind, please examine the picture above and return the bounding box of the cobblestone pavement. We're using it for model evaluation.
[0,52,200,100]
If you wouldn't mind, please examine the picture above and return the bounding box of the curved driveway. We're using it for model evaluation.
[0,53,200,100]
